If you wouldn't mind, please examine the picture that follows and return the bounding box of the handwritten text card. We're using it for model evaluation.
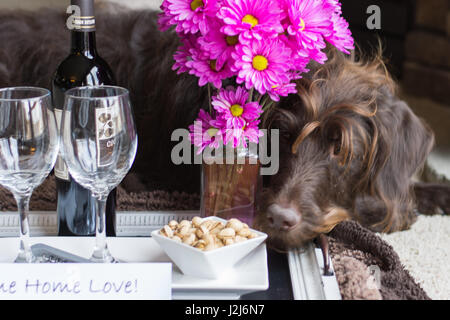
[0,263,172,300]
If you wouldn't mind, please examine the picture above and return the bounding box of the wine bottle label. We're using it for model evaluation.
[67,0,96,32]
[95,101,122,168]
[54,109,70,181]
[72,16,96,31]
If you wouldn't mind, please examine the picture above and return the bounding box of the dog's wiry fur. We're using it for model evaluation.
[255,49,444,249]
[0,5,448,249]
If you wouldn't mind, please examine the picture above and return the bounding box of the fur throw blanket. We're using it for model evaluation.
[0,3,204,193]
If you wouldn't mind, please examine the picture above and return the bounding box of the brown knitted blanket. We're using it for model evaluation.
[0,175,429,300]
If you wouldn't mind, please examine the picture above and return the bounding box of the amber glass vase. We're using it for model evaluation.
[200,143,261,227]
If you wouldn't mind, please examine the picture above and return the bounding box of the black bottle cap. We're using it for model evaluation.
[68,0,96,32]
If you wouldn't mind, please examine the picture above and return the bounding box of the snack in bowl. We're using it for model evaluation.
[151,216,268,279]
[159,217,259,251]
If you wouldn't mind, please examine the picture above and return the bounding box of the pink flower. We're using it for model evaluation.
[158,0,182,32]
[212,86,263,128]
[158,1,174,31]
[223,119,263,148]
[324,0,342,14]
[218,0,283,41]
[283,0,335,63]
[172,33,201,74]
[165,0,219,34]
[189,49,234,88]
[242,120,264,145]
[278,32,313,70]
[198,18,240,70]
[325,14,354,54]
[189,109,224,154]
[268,81,298,102]
[232,38,292,95]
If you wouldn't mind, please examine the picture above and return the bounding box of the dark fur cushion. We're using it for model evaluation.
[0,4,207,193]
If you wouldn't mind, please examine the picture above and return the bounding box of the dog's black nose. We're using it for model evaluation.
[267,204,300,230]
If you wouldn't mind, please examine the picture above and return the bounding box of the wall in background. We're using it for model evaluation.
[402,0,450,106]
[340,0,414,79]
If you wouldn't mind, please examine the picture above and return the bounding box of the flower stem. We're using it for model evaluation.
[256,92,263,103]
[260,95,271,110]
[247,87,254,103]
[208,83,212,114]
[263,101,275,112]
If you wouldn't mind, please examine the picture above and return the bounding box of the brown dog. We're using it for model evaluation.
[255,49,450,249]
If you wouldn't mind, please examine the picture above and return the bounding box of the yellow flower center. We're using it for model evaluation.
[299,18,306,32]
[225,35,239,46]
[190,0,204,11]
[230,104,244,117]
[209,60,217,71]
[242,14,258,28]
[252,55,268,71]
[207,127,219,137]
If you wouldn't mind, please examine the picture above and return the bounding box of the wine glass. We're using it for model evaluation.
[0,87,59,263]
[60,86,137,263]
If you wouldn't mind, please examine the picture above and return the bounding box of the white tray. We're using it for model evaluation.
[0,237,269,300]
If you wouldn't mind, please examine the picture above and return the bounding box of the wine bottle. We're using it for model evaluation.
[52,0,116,236]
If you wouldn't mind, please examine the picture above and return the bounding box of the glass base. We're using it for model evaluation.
[90,247,117,263]
[14,251,35,263]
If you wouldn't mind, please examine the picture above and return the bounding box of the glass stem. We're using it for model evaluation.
[91,195,114,263]
[14,195,33,263]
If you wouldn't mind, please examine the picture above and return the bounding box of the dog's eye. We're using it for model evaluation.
[281,132,291,140]
[328,131,341,157]
[332,142,341,156]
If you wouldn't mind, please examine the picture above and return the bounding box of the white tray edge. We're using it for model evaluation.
[0,210,340,300]
[287,242,341,300]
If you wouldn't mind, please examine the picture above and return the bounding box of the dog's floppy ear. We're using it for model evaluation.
[368,92,435,231]
[314,207,350,234]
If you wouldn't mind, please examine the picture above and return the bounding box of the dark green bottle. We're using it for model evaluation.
[52,0,116,236]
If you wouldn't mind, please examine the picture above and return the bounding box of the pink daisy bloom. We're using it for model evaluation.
[280,31,327,65]
[325,13,354,54]
[212,86,263,129]
[324,0,342,14]
[218,0,284,41]
[278,32,314,70]
[242,120,264,145]
[189,109,224,154]
[268,81,298,102]
[223,119,263,148]
[198,18,240,70]
[283,0,334,63]
[189,48,234,88]
[232,38,292,95]
[158,1,175,31]
[172,33,201,74]
[166,0,219,34]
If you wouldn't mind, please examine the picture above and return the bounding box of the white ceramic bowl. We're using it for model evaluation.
[151,216,268,279]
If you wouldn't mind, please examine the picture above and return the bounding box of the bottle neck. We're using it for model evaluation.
[71,31,97,58]
[69,0,96,57]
